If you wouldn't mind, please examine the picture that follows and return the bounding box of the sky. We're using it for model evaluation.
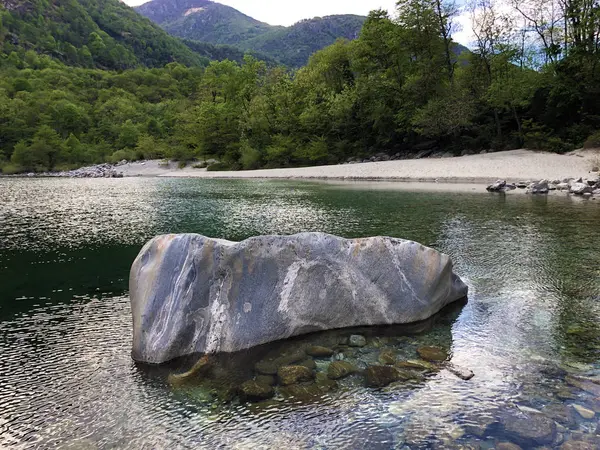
[125,0,474,46]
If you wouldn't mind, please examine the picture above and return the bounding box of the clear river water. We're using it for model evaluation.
[0,178,599,450]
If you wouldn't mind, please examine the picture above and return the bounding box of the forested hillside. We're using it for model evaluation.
[181,38,277,66]
[0,0,208,69]
[1,0,599,175]
[235,15,366,68]
[135,0,366,67]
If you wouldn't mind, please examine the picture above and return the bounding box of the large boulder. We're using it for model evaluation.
[130,233,468,364]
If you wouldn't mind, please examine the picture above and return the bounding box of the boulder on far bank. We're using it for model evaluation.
[130,233,468,364]
[487,180,517,193]
[527,180,549,194]
[570,182,594,195]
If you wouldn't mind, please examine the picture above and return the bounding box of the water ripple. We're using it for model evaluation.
[1,179,599,448]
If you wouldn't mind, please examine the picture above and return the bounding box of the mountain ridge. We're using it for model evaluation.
[135,0,366,67]
[136,0,279,45]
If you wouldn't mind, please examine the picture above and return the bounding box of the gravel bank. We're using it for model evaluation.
[158,149,599,183]
[7,149,598,186]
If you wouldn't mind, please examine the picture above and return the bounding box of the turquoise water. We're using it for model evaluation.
[0,178,599,449]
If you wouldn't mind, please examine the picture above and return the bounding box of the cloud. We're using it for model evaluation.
[454,10,475,47]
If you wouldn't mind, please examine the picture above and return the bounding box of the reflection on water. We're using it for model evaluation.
[0,178,599,449]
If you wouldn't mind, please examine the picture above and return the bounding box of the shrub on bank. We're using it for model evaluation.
[584,131,600,149]
[108,149,136,164]
[0,163,23,174]
[206,162,231,171]
[523,120,574,153]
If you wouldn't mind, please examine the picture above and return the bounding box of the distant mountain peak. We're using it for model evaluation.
[136,0,366,67]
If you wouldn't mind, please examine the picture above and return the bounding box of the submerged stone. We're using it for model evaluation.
[255,375,276,386]
[567,376,600,396]
[349,335,367,347]
[279,381,336,402]
[416,346,449,362]
[572,404,595,419]
[502,413,557,447]
[560,441,597,450]
[378,349,397,365]
[327,361,357,380]
[278,365,314,386]
[239,380,274,402]
[168,355,211,385]
[130,232,468,364]
[254,360,279,375]
[305,346,334,358]
[495,442,523,450]
[298,358,317,371]
[365,365,410,388]
[254,350,306,375]
[445,363,475,380]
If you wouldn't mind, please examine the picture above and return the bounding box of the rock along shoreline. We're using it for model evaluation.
[487,174,600,198]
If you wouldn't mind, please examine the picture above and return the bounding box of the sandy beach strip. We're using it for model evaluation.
[116,149,600,184]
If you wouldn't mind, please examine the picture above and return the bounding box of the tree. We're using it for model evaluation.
[63,133,85,163]
[562,0,600,55]
[469,0,516,139]
[11,141,37,171]
[88,32,107,64]
[11,126,64,171]
[29,126,64,170]
[116,120,140,149]
[511,0,564,64]
[50,100,89,138]
[432,0,460,82]
[135,134,165,159]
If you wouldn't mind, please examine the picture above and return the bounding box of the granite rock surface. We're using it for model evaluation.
[130,233,468,364]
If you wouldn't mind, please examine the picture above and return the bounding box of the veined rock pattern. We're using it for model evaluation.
[130,233,468,364]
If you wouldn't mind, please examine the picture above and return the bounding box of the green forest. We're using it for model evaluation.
[1,0,600,173]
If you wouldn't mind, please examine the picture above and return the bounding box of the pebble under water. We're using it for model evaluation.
[0,177,599,449]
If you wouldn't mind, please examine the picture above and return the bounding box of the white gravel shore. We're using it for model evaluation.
[139,149,599,184]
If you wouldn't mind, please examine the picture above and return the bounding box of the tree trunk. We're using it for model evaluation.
[434,0,455,82]
[494,109,502,140]
[513,107,523,145]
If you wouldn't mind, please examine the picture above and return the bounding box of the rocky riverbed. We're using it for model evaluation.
[159,315,600,450]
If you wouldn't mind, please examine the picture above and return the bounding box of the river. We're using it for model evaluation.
[1,178,599,449]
